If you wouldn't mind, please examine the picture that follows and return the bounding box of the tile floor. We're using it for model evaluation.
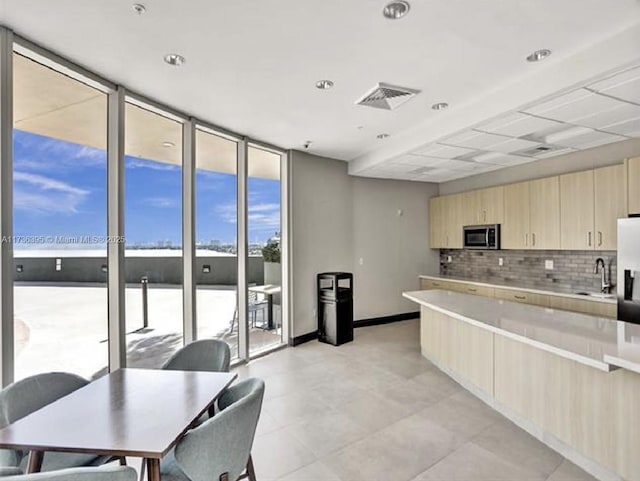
[233,319,598,481]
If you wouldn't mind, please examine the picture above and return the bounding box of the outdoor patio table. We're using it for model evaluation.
[248,284,281,330]
[0,368,236,481]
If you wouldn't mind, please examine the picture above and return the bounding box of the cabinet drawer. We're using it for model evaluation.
[548,296,617,318]
[494,288,549,307]
[421,279,454,291]
[461,284,494,297]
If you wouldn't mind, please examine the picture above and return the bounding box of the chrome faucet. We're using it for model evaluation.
[594,258,611,294]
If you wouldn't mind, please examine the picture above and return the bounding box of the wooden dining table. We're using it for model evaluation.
[0,368,236,481]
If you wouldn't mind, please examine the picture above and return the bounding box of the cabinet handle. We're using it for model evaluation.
[532,233,536,246]
[483,210,487,222]
[468,288,477,292]
[588,231,592,247]
[433,282,440,287]
[598,231,602,247]
[514,295,526,300]
[525,233,528,246]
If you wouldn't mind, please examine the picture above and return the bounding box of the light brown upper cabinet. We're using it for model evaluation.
[560,170,595,250]
[462,187,504,225]
[429,196,444,248]
[529,177,560,249]
[560,165,626,250]
[628,156,640,215]
[503,178,560,250]
[503,182,530,249]
[594,164,627,250]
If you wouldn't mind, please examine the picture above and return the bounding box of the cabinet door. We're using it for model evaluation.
[503,182,530,249]
[627,157,640,215]
[480,186,504,224]
[429,197,444,248]
[560,170,595,250]
[462,190,481,225]
[444,194,464,248]
[594,164,627,250]
[530,177,560,250]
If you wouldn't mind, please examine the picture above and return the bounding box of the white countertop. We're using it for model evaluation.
[419,274,616,305]
[403,289,640,374]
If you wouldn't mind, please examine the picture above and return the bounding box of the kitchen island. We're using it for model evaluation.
[403,289,640,481]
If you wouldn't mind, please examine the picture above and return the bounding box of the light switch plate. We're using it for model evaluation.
[447,256,452,263]
[545,260,554,270]
[499,258,504,266]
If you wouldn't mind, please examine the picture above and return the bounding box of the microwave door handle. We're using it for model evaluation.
[485,230,490,247]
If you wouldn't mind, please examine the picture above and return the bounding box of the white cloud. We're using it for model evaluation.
[143,197,177,208]
[126,158,179,171]
[14,172,90,214]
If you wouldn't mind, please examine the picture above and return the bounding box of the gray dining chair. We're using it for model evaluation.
[0,466,136,481]
[0,372,113,472]
[161,339,231,373]
[160,378,265,481]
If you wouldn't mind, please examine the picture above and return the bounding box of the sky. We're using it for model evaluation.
[12,130,281,248]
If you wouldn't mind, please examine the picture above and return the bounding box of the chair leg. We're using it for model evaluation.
[119,457,127,466]
[139,459,146,481]
[246,455,257,481]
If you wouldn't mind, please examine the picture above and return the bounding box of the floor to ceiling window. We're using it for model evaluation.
[124,102,183,368]
[247,145,284,354]
[12,53,109,380]
[194,128,239,357]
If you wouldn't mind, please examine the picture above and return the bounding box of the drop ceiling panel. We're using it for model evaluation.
[488,137,541,153]
[588,67,640,104]
[442,131,510,150]
[472,152,533,165]
[601,117,640,137]
[548,128,625,148]
[477,112,564,137]
[392,155,449,167]
[524,89,627,123]
[413,144,476,159]
[570,101,640,129]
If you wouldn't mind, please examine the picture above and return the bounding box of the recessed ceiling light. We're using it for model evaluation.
[164,54,185,67]
[431,102,449,110]
[526,49,551,62]
[315,80,334,90]
[383,1,410,19]
[132,3,146,15]
[162,141,175,148]
[377,133,390,139]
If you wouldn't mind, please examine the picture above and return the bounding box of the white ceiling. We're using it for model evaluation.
[1,0,639,182]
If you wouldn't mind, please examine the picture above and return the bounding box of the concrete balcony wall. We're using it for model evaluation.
[13,255,265,285]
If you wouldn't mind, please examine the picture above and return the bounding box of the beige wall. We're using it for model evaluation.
[439,138,640,195]
[290,151,439,338]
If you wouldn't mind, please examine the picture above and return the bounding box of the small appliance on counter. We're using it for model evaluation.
[618,217,640,324]
[463,224,500,250]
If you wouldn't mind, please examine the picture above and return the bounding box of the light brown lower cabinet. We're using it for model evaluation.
[494,335,640,481]
[548,296,617,318]
[493,288,549,307]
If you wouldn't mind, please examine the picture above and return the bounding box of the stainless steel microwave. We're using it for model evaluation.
[463,224,500,250]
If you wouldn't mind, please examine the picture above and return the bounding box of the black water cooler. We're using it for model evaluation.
[317,272,353,346]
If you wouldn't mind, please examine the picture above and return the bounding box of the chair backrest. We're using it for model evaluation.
[0,373,89,467]
[174,378,265,481]
[0,372,88,428]
[0,466,136,481]
[161,339,231,373]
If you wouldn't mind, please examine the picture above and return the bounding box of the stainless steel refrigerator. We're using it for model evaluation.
[618,217,640,324]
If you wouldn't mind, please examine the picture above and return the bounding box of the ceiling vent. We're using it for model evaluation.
[514,144,565,157]
[356,83,420,110]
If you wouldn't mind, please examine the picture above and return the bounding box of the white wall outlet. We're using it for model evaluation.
[499,258,504,266]
[397,209,403,216]
[545,259,554,270]
[447,256,452,263]
[359,257,364,266]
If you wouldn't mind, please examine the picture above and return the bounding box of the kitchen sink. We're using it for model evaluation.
[574,292,615,299]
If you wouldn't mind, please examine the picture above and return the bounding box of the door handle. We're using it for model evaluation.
[598,231,602,247]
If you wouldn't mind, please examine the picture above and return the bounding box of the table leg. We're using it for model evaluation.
[267,294,273,330]
[146,458,160,481]
[27,450,44,473]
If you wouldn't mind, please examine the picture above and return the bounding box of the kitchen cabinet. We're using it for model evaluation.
[462,284,494,297]
[429,196,444,248]
[594,164,627,250]
[420,278,455,291]
[548,296,617,318]
[462,187,504,225]
[560,165,626,250]
[494,288,549,308]
[502,182,530,249]
[560,170,595,250]
[503,178,559,250]
[529,177,560,249]
[627,156,640,215]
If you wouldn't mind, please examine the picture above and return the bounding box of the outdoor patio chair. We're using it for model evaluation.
[0,373,117,472]
[0,465,136,481]
[160,378,265,481]
[228,289,268,334]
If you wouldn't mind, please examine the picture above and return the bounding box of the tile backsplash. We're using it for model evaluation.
[440,249,617,295]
